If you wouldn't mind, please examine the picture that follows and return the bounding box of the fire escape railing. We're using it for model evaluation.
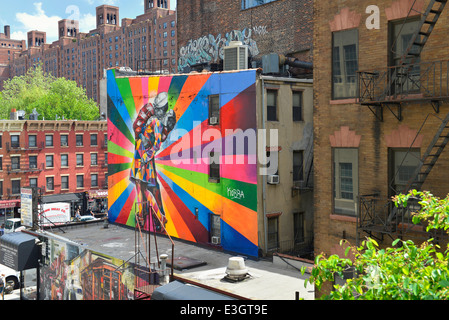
[357,194,446,242]
[358,59,449,105]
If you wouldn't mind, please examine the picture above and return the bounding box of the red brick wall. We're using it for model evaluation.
[176,0,313,69]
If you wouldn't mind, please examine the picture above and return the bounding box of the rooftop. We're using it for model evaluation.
[49,222,314,300]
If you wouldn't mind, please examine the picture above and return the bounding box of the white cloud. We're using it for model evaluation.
[15,2,62,42]
[10,31,27,41]
[79,13,97,33]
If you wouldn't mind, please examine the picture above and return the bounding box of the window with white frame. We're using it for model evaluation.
[333,148,358,216]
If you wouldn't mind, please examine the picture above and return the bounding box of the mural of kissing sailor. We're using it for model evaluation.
[107,68,259,257]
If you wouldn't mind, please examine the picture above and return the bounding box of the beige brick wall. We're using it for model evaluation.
[314,0,449,257]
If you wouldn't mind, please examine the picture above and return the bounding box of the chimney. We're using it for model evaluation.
[10,108,18,120]
[4,25,10,39]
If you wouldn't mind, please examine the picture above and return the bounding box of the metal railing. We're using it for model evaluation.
[358,59,449,104]
[357,194,446,240]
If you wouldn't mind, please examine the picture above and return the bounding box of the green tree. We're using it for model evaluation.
[0,67,99,120]
[303,190,449,300]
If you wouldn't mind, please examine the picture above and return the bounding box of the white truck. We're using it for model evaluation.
[0,264,20,294]
[3,218,25,234]
[39,202,71,226]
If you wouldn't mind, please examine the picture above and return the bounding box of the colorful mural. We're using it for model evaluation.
[39,236,148,300]
[107,69,259,257]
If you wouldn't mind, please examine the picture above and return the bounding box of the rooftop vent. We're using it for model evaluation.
[224,256,249,282]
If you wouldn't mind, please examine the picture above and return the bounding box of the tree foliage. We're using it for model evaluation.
[0,67,99,120]
[303,190,449,300]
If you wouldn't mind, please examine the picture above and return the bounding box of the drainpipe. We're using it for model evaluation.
[261,78,268,256]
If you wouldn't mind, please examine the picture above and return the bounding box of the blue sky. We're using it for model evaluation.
[0,0,177,43]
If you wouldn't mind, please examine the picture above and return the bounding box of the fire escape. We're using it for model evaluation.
[357,0,449,243]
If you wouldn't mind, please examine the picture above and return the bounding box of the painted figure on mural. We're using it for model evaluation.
[130,92,176,230]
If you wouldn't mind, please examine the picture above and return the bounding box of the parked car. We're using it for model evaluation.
[79,215,99,222]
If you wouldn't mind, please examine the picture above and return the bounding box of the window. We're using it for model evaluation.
[333,148,358,216]
[90,134,98,146]
[266,151,279,176]
[91,153,98,166]
[332,29,358,99]
[61,154,69,167]
[0,157,2,170]
[209,152,220,183]
[76,134,83,146]
[210,214,221,241]
[267,89,278,121]
[28,135,37,148]
[46,177,54,191]
[61,176,69,190]
[29,178,37,188]
[11,156,20,170]
[209,95,220,125]
[46,155,54,168]
[267,216,279,250]
[11,135,19,148]
[292,91,303,121]
[389,149,420,195]
[29,156,37,169]
[76,175,84,188]
[91,174,98,187]
[294,212,305,244]
[11,180,20,194]
[293,150,304,182]
[242,0,278,9]
[389,18,421,94]
[45,135,53,147]
[0,181,2,197]
[76,154,84,166]
[61,135,68,146]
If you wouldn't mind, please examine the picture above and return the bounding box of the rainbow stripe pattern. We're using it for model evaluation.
[107,69,259,257]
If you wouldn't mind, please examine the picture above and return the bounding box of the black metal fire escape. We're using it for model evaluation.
[358,0,449,121]
[357,0,449,243]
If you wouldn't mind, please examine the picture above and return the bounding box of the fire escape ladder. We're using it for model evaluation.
[405,112,449,192]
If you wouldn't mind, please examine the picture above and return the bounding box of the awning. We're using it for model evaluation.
[41,193,82,203]
[0,199,20,209]
[0,232,39,271]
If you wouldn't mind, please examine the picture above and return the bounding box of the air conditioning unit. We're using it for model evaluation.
[209,116,218,125]
[223,41,248,71]
[211,236,221,245]
[267,175,280,184]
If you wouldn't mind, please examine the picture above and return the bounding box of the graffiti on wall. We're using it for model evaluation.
[39,237,148,300]
[107,69,259,257]
[178,27,268,72]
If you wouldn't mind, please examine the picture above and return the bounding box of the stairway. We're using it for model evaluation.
[404,112,449,192]
[400,0,447,65]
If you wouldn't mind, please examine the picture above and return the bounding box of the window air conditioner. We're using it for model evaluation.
[211,236,221,245]
[209,116,218,125]
[268,175,280,184]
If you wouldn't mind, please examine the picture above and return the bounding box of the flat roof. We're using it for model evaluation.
[50,222,315,300]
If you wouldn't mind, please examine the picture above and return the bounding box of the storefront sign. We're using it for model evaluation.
[88,190,108,199]
[0,199,20,209]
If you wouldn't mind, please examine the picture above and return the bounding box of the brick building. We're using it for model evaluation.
[8,1,176,103]
[313,0,449,258]
[0,26,26,90]
[176,0,312,74]
[0,111,108,221]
